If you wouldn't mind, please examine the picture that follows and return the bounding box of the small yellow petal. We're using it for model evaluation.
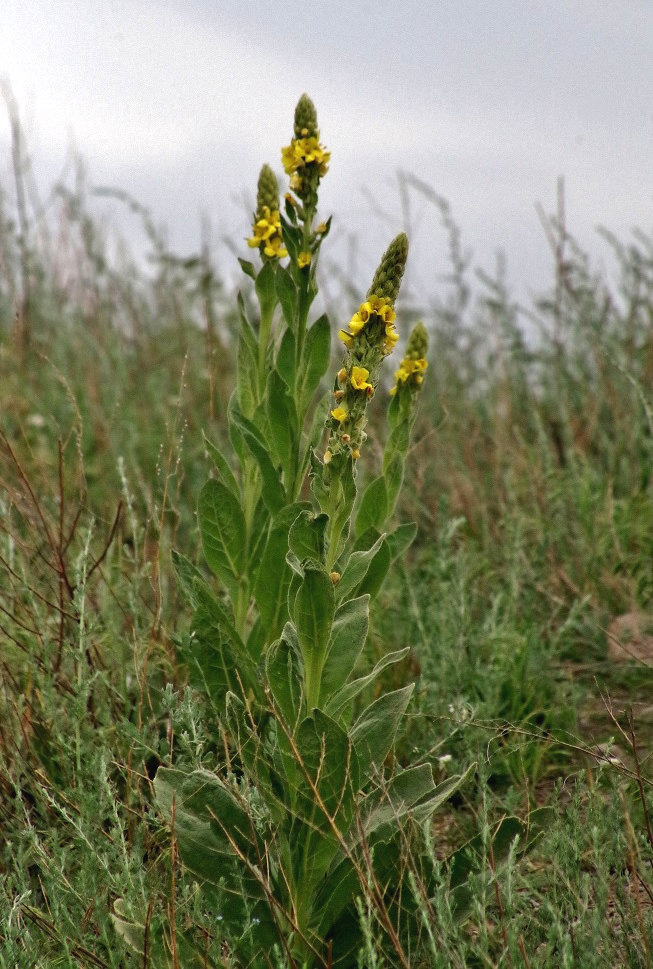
[338,330,354,348]
[331,406,348,423]
[351,366,373,392]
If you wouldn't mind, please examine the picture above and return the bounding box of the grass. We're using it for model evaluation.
[0,147,652,966]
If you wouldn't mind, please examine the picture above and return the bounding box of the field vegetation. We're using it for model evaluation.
[0,94,652,967]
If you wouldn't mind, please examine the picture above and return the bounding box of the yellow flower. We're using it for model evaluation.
[282,137,330,176]
[384,325,399,351]
[247,207,286,259]
[316,222,327,234]
[338,329,354,348]
[395,366,409,384]
[281,143,300,174]
[263,236,288,259]
[323,449,332,464]
[331,406,348,423]
[297,251,312,268]
[340,296,396,342]
[347,313,366,335]
[390,354,428,394]
[367,294,396,324]
[350,366,373,394]
[351,447,360,459]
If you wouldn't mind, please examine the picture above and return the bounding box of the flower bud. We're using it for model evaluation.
[294,93,319,139]
[367,232,409,305]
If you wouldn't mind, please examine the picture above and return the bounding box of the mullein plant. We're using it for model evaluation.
[113,95,536,967]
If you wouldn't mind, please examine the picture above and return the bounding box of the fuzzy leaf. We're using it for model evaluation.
[276,328,297,390]
[351,684,414,776]
[384,452,405,518]
[171,549,205,608]
[354,475,388,538]
[276,264,297,329]
[288,510,328,567]
[325,647,410,721]
[320,594,370,703]
[266,368,297,477]
[254,259,277,319]
[385,521,418,562]
[292,566,335,703]
[198,479,246,595]
[182,581,256,703]
[253,502,309,642]
[300,314,331,408]
[290,710,360,890]
[355,536,391,599]
[335,534,385,603]
[265,632,304,728]
[202,432,240,498]
[230,410,286,513]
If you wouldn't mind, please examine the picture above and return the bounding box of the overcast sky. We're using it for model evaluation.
[2,0,652,308]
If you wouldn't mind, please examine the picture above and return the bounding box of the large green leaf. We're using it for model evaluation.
[181,581,257,703]
[320,594,370,703]
[288,509,328,567]
[324,647,410,722]
[383,452,405,518]
[171,548,205,608]
[230,409,286,513]
[112,898,216,968]
[253,502,309,643]
[354,475,388,538]
[290,710,360,892]
[385,521,418,562]
[300,313,331,408]
[275,263,297,329]
[265,632,304,729]
[334,534,385,603]
[202,432,240,498]
[155,767,261,872]
[350,684,414,777]
[236,294,259,419]
[254,259,277,319]
[292,565,335,710]
[355,536,392,599]
[223,692,288,823]
[276,328,296,391]
[154,767,279,956]
[266,368,297,478]
[197,479,246,597]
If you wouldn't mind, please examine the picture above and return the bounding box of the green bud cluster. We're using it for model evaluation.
[367,232,409,305]
[293,93,319,138]
[405,320,428,361]
[256,163,280,216]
